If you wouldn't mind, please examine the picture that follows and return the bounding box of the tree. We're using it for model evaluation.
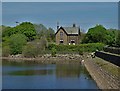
[46,28,55,42]
[105,29,116,46]
[22,44,38,58]
[82,25,117,46]
[9,34,27,55]
[116,30,120,47]
[34,24,55,42]
[22,37,48,57]
[2,22,37,41]
[15,22,37,41]
[2,45,11,57]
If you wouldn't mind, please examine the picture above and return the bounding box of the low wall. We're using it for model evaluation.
[95,51,120,67]
[104,47,120,55]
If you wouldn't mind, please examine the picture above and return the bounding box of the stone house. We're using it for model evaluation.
[55,24,81,45]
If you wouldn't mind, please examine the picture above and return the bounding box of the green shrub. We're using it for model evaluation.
[2,45,11,57]
[22,44,38,58]
[78,49,83,55]
[51,47,57,57]
[9,34,27,55]
[48,43,104,54]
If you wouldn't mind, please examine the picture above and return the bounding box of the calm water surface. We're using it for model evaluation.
[2,60,99,89]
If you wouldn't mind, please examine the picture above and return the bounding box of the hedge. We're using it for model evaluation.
[47,43,105,53]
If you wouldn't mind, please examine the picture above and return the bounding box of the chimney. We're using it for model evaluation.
[73,23,76,27]
[57,22,59,30]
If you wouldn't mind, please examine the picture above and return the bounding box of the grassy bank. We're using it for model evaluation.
[84,56,120,89]
[93,57,120,77]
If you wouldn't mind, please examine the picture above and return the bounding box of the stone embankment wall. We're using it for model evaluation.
[2,54,82,64]
[95,51,120,67]
[84,58,120,89]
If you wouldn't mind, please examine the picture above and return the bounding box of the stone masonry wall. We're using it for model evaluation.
[84,57,120,90]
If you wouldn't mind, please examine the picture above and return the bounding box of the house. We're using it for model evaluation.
[55,24,81,45]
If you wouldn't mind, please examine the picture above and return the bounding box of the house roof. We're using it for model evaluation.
[55,26,80,35]
[63,27,79,35]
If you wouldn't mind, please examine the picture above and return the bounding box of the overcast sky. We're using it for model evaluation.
[2,2,118,32]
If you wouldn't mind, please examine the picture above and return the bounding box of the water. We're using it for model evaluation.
[2,60,99,89]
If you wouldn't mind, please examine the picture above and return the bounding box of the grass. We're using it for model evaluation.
[93,57,120,77]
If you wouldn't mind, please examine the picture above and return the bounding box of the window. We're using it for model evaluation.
[71,40,75,45]
[60,32,63,39]
[60,40,63,44]
[71,40,75,43]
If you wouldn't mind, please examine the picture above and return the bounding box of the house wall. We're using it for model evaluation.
[56,29,68,45]
[67,35,79,44]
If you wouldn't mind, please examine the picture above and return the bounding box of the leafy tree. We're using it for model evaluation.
[9,34,27,55]
[47,28,55,42]
[22,44,38,58]
[2,45,11,57]
[2,25,12,38]
[82,25,107,43]
[82,25,117,46]
[51,47,57,57]
[15,22,37,41]
[2,22,37,41]
[34,24,55,42]
[116,30,120,47]
[22,37,48,57]
[105,29,116,46]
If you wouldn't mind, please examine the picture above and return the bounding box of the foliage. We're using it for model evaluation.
[106,29,116,46]
[40,36,48,50]
[2,45,11,57]
[9,34,27,55]
[2,22,37,41]
[82,25,117,46]
[51,47,57,57]
[82,25,107,43]
[34,24,55,42]
[22,44,38,58]
[22,37,48,57]
[116,30,120,47]
[78,48,83,55]
[47,43,104,53]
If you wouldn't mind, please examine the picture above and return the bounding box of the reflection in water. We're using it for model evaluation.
[56,64,81,78]
[56,64,92,79]
[2,60,99,89]
[8,69,53,76]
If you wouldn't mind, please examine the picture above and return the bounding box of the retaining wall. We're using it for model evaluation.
[95,51,120,67]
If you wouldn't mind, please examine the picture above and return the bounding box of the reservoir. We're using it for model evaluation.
[2,60,99,89]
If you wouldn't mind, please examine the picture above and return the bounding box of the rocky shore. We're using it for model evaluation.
[2,54,83,64]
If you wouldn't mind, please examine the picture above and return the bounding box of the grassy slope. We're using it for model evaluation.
[93,57,120,77]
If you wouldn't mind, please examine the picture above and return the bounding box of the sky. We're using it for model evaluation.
[2,2,118,32]
[1,0,120,2]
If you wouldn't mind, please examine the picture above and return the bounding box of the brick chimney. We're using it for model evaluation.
[73,23,76,27]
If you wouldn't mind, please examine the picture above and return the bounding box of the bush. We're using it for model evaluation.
[2,45,11,57]
[78,49,83,55]
[22,37,48,58]
[22,44,38,58]
[9,34,27,55]
[51,47,57,57]
[48,43,105,54]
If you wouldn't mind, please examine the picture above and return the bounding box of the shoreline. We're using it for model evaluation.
[2,54,119,89]
[1,54,83,64]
